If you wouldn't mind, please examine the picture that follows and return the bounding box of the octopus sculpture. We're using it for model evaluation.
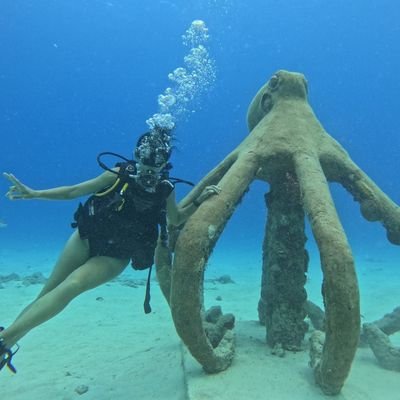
[155,70,400,395]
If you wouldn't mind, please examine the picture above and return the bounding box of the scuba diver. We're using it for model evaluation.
[0,127,220,373]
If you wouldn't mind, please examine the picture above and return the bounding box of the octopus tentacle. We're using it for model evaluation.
[294,152,360,396]
[170,153,259,373]
[160,71,394,394]
[322,152,400,245]
[155,151,239,304]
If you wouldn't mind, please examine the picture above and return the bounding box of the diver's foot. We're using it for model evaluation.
[0,327,19,373]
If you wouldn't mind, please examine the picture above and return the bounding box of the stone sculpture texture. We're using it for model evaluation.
[155,70,400,395]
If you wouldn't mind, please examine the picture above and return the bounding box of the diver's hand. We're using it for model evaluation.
[195,185,221,205]
[3,173,37,200]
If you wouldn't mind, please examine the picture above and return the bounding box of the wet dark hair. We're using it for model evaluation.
[134,129,172,167]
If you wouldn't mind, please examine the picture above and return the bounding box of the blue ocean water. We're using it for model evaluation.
[0,1,399,267]
[1,2,400,399]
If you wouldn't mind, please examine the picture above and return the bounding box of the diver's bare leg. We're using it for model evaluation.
[1,256,129,347]
[12,231,90,323]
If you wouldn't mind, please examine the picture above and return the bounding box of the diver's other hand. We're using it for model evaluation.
[3,173,37,200]
[195,185,221,205]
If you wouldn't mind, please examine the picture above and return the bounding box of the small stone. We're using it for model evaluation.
[96,297,104,301]
[75,384,89,395]
[271,343,285,358]
[220,313,235,330]
[205,306,223,323]
[215,296,222,301]
[22,272,47,286]
[216,274,235,284]
[0,273,20,283]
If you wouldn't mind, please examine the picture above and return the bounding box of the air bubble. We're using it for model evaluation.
[146,20,216,133]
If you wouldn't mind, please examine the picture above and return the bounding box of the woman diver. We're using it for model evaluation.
[0,128,220,373]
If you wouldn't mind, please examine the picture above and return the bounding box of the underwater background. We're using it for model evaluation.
[1,2,400,399]
[1,0,399,275]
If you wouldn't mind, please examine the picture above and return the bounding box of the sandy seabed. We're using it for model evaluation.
[0,250,399,400]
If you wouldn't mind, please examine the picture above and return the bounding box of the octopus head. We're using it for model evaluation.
[246,70,308,132]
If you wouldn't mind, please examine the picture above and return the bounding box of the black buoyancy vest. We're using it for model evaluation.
[92,161,173,222]
[72,161,174,242]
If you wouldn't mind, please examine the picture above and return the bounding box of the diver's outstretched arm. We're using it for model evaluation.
[3,171,117,201]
